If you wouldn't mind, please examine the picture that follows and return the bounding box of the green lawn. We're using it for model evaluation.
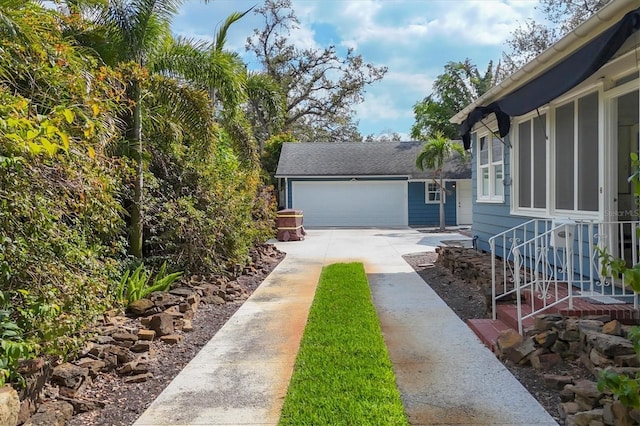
[278,262,408,426]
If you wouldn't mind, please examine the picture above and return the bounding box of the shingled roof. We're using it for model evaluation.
[275,141,470,180]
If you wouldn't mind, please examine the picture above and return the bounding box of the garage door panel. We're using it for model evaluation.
[292,181,407,227]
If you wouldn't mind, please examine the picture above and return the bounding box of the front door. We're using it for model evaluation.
[456,180,472,225]
[612,89,639,265]
[616,90,639,221]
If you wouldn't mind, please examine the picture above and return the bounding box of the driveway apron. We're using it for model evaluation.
[135,229,557,425]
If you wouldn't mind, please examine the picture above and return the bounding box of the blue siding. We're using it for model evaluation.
[408,181,457,226]
[471,135,535,252]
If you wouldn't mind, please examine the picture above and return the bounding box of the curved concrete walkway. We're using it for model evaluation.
[135,229,557,426]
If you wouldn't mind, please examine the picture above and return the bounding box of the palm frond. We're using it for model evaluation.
[214,7,253,53]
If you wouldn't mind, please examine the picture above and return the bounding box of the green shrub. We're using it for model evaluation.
[145,122,276,274]
[0,291,33,387]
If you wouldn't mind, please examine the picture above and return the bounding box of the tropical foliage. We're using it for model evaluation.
[0,0,280,386]
[411,59,499,140]
[415,133,466,231]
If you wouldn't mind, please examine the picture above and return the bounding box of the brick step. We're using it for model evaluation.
[496,303,536,331]
[521,288,639,324]
[467,318,514,353]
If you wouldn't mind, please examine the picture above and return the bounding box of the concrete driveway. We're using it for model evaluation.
[135,229,557,425]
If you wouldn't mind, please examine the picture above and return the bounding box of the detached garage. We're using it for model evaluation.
[275,141,471,228]
[292,180,407,227]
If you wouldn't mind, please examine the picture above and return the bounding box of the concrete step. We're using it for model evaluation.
[467,318,513,353]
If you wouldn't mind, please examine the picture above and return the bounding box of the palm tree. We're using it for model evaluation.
[415,133,466,231]
[73,0,242,258]
[72,1,279,257]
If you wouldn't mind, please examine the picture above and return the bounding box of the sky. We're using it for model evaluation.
[172,0,544,139]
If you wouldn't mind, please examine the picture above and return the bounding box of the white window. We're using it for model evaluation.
[425,182,444,203]
[554,91,599,213]
[477,133,504,202]
[515,114,547,212]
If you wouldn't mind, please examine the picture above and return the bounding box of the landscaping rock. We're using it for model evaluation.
[137,329,155,341]
[614,353,640,367]
[559,329,581,342]
[149,313,174,337]
[496,329,523,353]
[586,332,636,357]
[589,348,614,367]
[123,373,153,384]
[59,396,105,414]
[112,332,138,343]
[602,320,622,336]
[51,363,89,390]
[534,330,558,348]
[544,374,574,390]
[92,335,115,345]
[160,334,183,344]
[0,386,19,426]
[24,401,73,426]
[560,387,576,402]
[566,380,602,400]
[611,400,633,426]
[578,320,605,334]
[182,319,193,332]
[551,339,570,354]
[169,287,193,297]
[127,299,155,316]
[558,401,580,419]
[530,351,561,371]
[573,408,604,426]
[187,293,200,309]
[74,358,107,376]
[202,295,226,305]
[131,341,151,353]
[535,314,564,331]
[103,345,136,364]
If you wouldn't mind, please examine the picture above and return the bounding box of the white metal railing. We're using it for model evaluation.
[490,220,640,334]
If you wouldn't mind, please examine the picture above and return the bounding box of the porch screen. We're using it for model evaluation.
[518,115,547,209]
[578,92,599,211]
[555,104,574,210]
[459,7,640,149]
[555,92,599,212]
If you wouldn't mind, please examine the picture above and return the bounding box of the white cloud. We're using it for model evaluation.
[172,0,540,136]
[428,0,540,45]
[286,23,319,51]
[296,0,538,51]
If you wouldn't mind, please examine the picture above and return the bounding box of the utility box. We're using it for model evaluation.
[276,209,305,241]
[550,218,575,248]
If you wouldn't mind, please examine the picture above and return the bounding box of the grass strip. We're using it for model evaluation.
[279,262,408,426]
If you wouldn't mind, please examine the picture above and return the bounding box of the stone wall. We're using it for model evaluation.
[498,314,640,425]
[436,246,516,307]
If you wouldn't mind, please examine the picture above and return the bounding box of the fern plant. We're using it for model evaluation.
[116,262,183,304]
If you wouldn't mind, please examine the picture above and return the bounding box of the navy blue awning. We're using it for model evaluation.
[460,7,640,149]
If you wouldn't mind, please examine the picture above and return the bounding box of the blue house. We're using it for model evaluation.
[275,141,471,227]
[450,0,640,331]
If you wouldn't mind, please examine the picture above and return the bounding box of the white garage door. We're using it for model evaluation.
[292,181,407,227]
